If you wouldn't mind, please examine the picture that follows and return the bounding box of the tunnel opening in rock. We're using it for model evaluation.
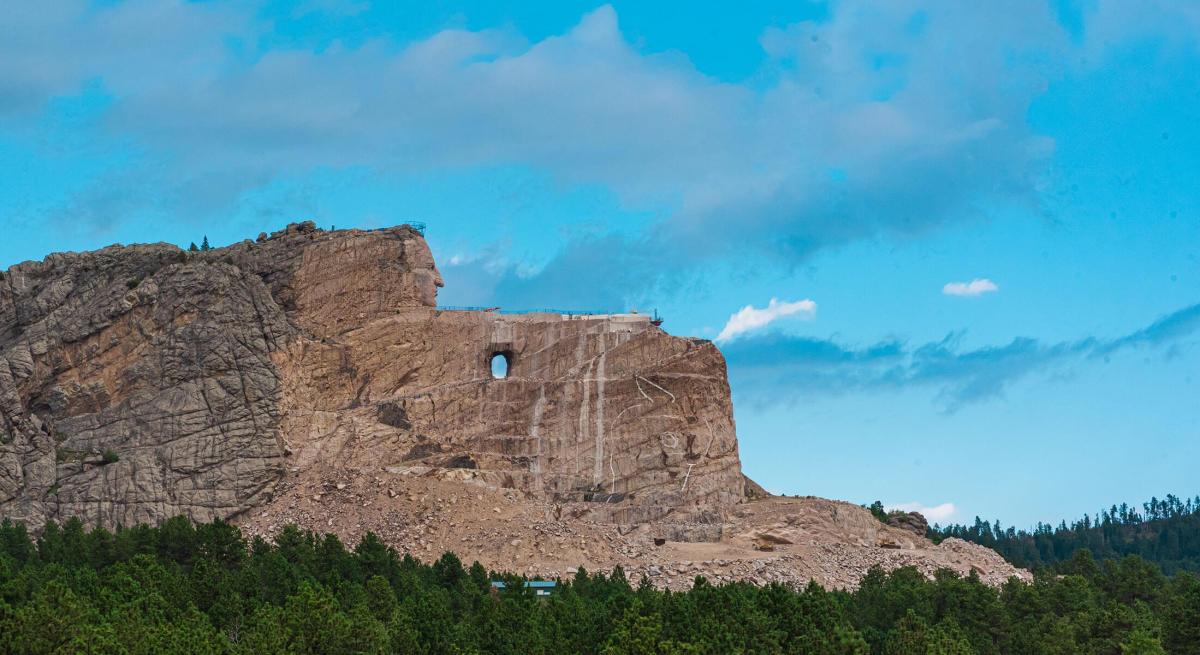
[490,351,511,379]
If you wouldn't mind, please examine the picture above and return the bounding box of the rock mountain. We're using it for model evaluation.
[0,223,1025,588]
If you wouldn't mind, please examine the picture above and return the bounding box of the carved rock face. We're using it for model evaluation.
[0,223,743,535]
[276,308,745,538]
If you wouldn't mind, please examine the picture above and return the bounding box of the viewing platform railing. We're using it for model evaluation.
[436,306,612,316]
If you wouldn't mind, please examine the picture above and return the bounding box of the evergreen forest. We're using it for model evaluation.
[931,494,1200,575]
[1,516,1198,654]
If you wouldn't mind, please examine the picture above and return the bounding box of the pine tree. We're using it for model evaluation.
[201,236,210,251]
[1121,628,1167,655]
[188,242,199,252]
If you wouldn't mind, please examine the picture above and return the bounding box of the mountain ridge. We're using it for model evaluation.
[1,221,1024,589]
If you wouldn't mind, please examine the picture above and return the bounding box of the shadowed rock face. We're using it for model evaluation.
[0,222,743,535]
[888,511,930,537]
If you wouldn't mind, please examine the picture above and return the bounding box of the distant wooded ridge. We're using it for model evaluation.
[930,493,1200,574]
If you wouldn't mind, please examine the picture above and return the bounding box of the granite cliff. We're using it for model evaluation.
[0,222,1026,588]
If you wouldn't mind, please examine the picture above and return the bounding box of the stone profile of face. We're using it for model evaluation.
[404,237,444,306]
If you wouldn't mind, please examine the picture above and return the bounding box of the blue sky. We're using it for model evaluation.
[2,0,1197,528]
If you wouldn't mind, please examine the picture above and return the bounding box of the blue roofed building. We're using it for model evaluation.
[490,580,558,597]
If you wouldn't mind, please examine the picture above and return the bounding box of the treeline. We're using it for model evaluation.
[1,518,1199,653]
[932,494,1200,574]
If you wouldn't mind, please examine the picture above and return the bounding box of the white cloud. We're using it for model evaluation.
[716,297,816,342]
[0,2,1064,252]
[2,1,1193,306]
[722,300,1200,411]
[886,502,957,522]
[943,278,999,297]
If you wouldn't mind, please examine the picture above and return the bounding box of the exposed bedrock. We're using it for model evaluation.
[0,222,743,537]
[278,308,745,540]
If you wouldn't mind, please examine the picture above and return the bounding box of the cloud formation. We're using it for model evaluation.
[722,301,1200,411]
[943,278,999,297]
[887,502,956,522]
[717,298,816,342]
[1,2,1195,308]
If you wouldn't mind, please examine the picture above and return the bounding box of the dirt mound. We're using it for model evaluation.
[240,479,1029,590]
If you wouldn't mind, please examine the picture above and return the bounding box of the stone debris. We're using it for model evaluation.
[240,473,1029,592]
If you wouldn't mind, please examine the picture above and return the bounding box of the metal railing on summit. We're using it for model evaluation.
[436,306,610,316]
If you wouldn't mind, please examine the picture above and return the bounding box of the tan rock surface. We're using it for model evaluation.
[0,222,1028,589]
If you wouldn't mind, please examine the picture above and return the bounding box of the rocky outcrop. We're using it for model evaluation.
[0,222,439,528]
[742,474,771,501]
[0,243,290,528]
[887,511,930,537]
[0,222,741,535]
[0,221,1026,588]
